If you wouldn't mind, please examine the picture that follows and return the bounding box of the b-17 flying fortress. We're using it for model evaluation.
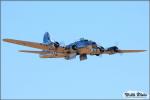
[3,32,146,61]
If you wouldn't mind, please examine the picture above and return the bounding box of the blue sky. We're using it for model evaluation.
[1,1,149,99]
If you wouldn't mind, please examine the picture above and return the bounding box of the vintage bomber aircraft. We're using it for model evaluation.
[3,32,146,61]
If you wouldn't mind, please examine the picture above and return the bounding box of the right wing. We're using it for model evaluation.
[118,50,146,53]
[3,39,65,52]
[103,50,146,54]
[74,46,146,55]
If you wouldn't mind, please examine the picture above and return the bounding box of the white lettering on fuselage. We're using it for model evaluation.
[49,52,57,54]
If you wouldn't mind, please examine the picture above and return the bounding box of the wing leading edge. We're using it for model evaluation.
[3,39,65,52]
[3,39,49,50]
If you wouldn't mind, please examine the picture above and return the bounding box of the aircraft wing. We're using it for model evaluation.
[3,39,49,50]
[118,50,146,53]
[75,46,146,55]
[3,39,65,52]
[103,50,146,54]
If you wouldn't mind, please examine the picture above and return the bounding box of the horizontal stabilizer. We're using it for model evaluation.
[19,50,49,54]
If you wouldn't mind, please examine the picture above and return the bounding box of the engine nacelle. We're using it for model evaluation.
[107,46,119,54]
[98,46,105,53]
[72,44,77,50]
[54,42,60,48]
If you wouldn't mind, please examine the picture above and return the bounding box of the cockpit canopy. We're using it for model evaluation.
[79,38,88,42]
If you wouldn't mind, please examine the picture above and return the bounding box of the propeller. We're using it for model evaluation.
[94,42,104,57]
[54,41,60,48]
[72,44,77,50]
[59,41,66,47]
[50,36,66,48]
[113,42,123,55]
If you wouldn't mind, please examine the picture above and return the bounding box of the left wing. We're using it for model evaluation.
[3,39,65,52]
[3,39,49,50]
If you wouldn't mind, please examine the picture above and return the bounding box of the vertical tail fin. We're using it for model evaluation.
[43,32,52,44]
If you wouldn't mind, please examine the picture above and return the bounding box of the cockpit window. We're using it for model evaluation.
[80,38,88,42]
[92,42,96,45]
[83,40,88,42]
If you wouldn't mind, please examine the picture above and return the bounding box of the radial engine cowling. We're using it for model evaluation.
[72,44,77,50]
[107,46,119,52]
[54,42,60,48]
[98,46,105,53]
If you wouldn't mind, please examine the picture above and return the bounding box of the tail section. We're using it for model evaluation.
[43,32,52,44]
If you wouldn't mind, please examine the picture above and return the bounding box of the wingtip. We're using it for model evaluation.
[3,39,7,41]
[143,50,147,52]
[135,50,147,52]
[18,50,22,52]
[18,50,27,52]
[134,50,147,52]
[139,50,147,52]
[3,38,10,42]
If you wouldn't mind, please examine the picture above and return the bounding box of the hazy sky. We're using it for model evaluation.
[1,1,149,99]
